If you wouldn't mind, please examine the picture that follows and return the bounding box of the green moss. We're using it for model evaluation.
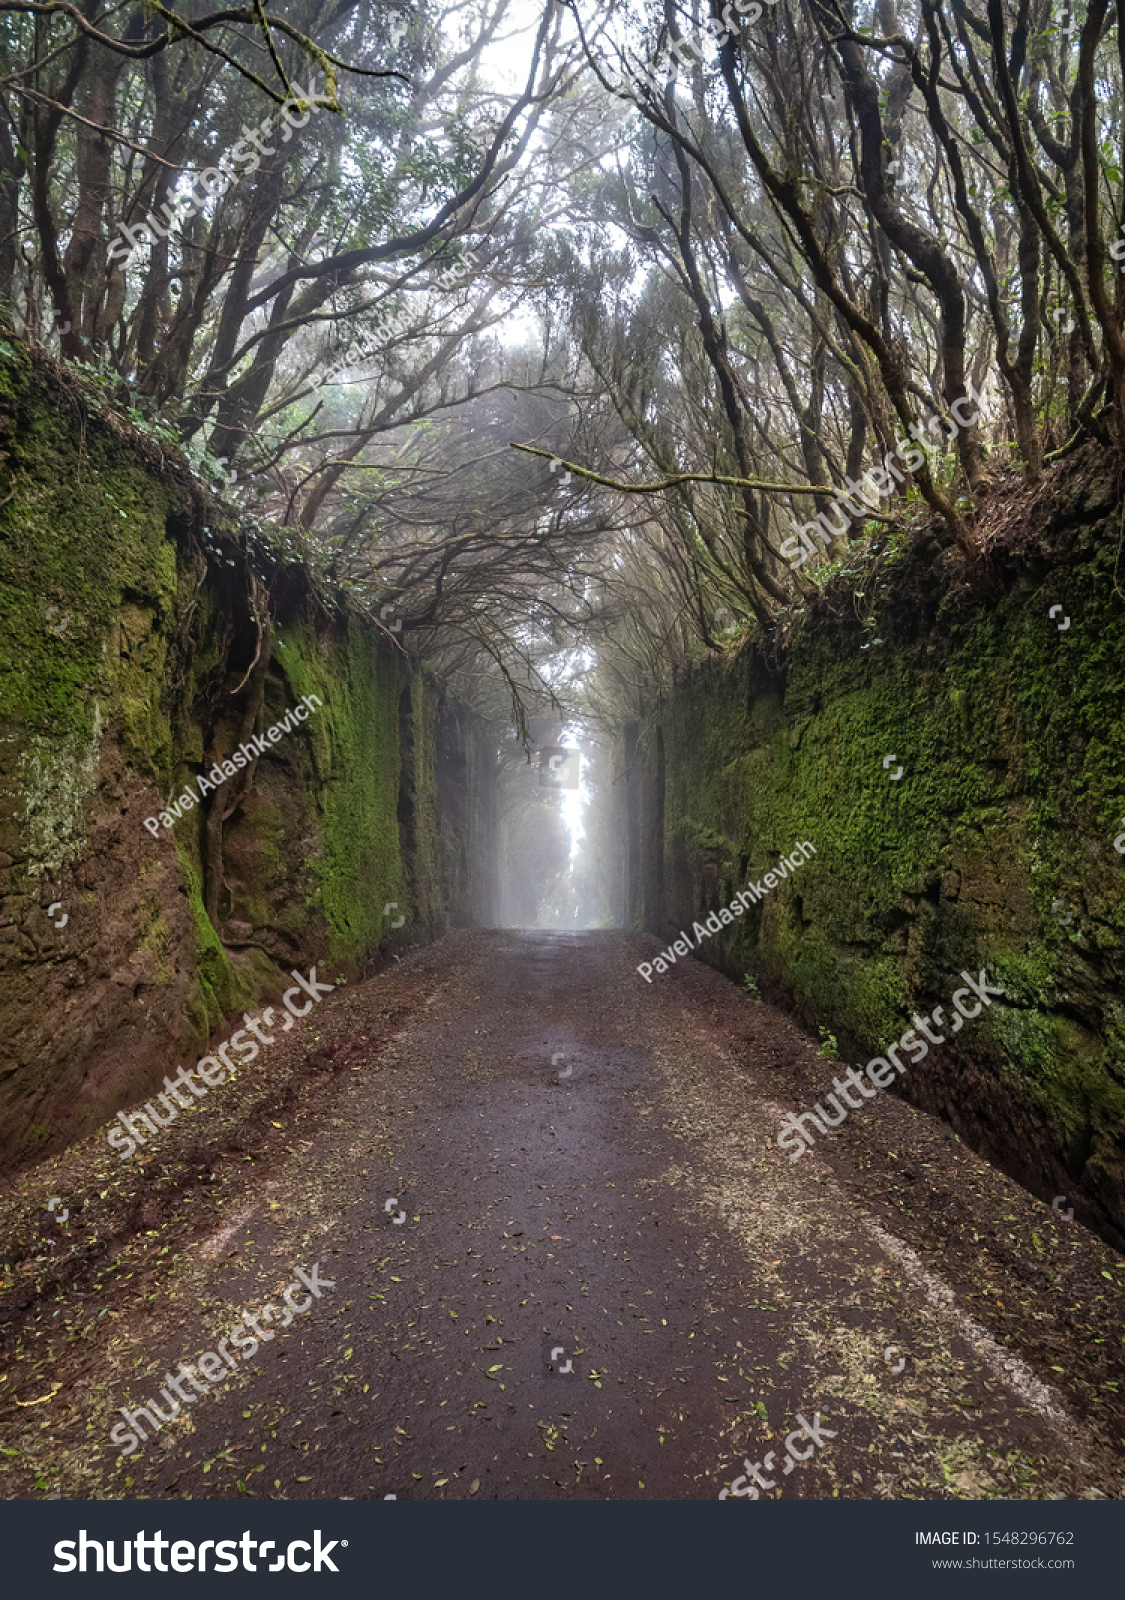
[137,894,168,957]
[684,821,736,860]
[0,383,180,761]
[0,349,488,1161]
[274,620,407,959]
[409,668,441,928]
[234,799,289,929]
[644,496,1125,1227]
[171,837,250,1032]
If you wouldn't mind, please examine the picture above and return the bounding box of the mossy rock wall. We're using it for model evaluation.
[0,350,497,1166]
[623,459,1125,1241]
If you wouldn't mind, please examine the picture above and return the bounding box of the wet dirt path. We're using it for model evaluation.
[2,931,1123,1501]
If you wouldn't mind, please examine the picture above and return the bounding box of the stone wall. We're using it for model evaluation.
[616,454,1125,1242]
[0,349,498,1166]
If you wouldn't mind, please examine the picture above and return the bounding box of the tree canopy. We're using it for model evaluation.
[5,0,1125,729]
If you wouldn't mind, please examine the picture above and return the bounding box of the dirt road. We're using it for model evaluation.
[1,930,1122,1501]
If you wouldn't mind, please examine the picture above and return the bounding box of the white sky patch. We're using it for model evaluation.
[554,727,586,863]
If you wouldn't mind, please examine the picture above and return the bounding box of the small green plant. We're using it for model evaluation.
[742,973,760,1002]
[817,1026,839,1058]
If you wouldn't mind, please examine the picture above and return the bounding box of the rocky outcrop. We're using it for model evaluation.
[616,454,1125,1245]
[0,349,497,1166]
